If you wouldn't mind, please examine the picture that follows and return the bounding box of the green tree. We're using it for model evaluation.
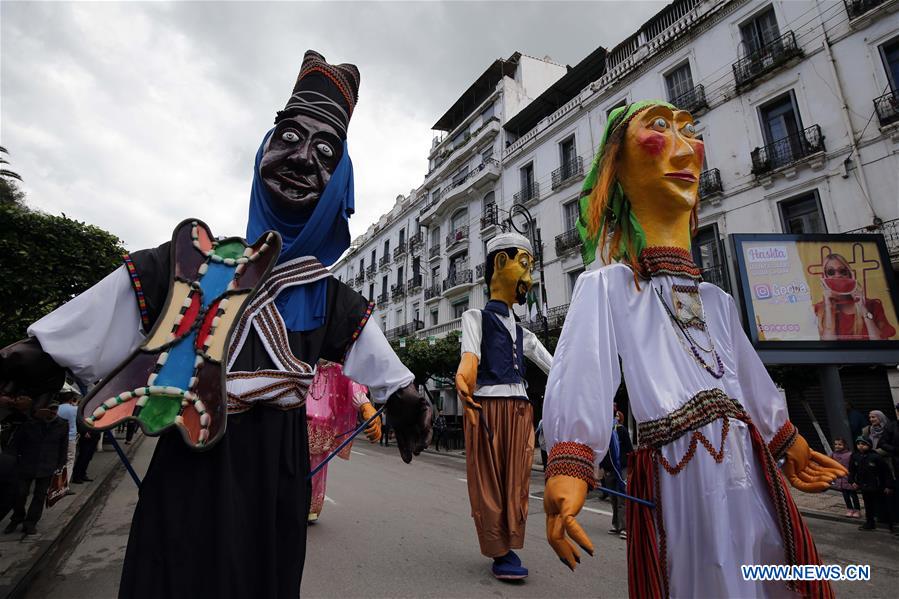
[0,146,26,206]
[0,202,125,347]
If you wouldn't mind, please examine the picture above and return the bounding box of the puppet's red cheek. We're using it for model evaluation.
[637,130,666,156]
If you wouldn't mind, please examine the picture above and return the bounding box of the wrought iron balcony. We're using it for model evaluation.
[551,157,584,191]
[377,292,389,307]
[874,90,899,128]
[843,218,899,261]
[513,181,540,205]
[481,203,498,230]
[445,225,469,248]
[378,255,391,270]
[442,269,472,291]
[700,263,730,294]
[555,228,582,256]
[365,264,376,278]
[393,241,407,260]
[751,124,825,175]
[391,283,406,301]
[407,276,423,292]
[354,273,364,287]
[429,244,441,260]
[520,303,570,332]
[733,31,802,91]
[424,282,441,300]
[844,0,887,19]
[475,263,485,280]
[670,84,708,114]
[385,320,425,341]
[409,233,423,253]
[699,168,723,200]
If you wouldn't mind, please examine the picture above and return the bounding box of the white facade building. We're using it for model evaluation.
[333,0,899,427]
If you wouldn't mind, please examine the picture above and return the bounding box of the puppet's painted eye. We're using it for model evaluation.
[281,131,300,143]
[316,142,334,158]
[652,117,669,130]
[681,123,697,137]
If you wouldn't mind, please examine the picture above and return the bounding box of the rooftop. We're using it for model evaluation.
[432,52,521,132]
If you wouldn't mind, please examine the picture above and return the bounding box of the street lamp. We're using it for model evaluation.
[506,203,550,342]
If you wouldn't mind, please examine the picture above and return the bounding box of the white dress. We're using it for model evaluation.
[544,263,797,598]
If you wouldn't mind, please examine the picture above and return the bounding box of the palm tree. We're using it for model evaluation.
[0,146,23,182]
[0,146,25,206]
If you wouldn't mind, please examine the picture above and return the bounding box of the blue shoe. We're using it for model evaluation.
[492,551,528,580]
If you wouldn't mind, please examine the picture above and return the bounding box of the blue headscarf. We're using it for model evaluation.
[247,129,354,331]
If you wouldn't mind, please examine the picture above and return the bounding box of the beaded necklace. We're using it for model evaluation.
[653,283,724,379]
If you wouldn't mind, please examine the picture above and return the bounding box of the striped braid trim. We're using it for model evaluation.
[122,253,151,331]
[343,301,375,362]
[638,246,702,280]
[768,420,798,461]
[637,388,745,449]
[545,442,596,489]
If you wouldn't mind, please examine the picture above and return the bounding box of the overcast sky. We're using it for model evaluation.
[2,1,665,250]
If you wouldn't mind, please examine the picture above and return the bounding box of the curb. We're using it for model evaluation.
[5,434,145,599]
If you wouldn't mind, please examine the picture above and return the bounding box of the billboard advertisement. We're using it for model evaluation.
[732,234,899,351]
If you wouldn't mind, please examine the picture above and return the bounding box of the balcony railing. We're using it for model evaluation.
[700,263,730,294]
[409,233,423,253]
[429,244,441,260]
[513,181,540,205]
[733,31,802,90]
[385,320,425,341]
[751,124,825,175]
[699,168,723,200]
[424,282,441,300]
[391,283,406,301]
[377,292,389,307]
[442,269,473,291]
[475,263,485,280]
[393,241,407,260]
[407,276,423,292]
[481,203,498,230]
[446,225,469,248]
[874,90,899,128]
[843,218,899,260]
[365,264,376,278]
[551,157,585,190]
[844,0,887,19]
[378,255,391,270]
[555,228,582,256]
[521,303,571,332]
[670,84,708,114]
[354,273,364,287]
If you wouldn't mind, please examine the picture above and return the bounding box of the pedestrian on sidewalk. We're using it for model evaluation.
[601,417,633,540]
[830,438,859,518]
[124,420,138,445]
[432,410,447,451]
[849,436,894,531]
[72,423,98,484]
[5,401,68,535]
[862,410,897,469]
[56,384,80,495]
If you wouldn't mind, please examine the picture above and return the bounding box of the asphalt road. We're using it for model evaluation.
[24,437,898,598]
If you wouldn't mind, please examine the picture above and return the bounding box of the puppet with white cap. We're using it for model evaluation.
[455,231,553,580]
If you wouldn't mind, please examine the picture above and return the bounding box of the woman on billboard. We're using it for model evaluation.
[815,253,897,340]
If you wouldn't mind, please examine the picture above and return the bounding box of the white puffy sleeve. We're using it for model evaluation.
[522,328,552,374]
[725,294,795,457]
[543,269,620,484]
[460,309,482,358]
[342,320,414,403]
[27,266,144,387]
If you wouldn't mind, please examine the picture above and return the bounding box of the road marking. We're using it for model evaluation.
[457,478,467,482]
[324,495,336,505]
[528,494,612,516]
[351,450,367,456]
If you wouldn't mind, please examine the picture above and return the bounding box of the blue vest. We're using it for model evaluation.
[476,300,527,389]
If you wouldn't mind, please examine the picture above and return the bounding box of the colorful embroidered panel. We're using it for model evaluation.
[78,219,281,449]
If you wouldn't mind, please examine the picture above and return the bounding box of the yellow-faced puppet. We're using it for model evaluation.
[485,232,535,307]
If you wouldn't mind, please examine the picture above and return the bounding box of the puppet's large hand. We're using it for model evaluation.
[455,352,481,428]
[385,384,432,463]
[783,434,847,493]
[544,475,594,571]
[359,402,382,443]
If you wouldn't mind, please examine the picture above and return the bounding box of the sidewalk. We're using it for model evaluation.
[423,446,863,525]
[0,432,144,598]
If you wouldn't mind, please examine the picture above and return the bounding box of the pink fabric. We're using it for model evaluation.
[307,362,369,516]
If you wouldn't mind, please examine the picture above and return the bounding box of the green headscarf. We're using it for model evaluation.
[577,100,675,266]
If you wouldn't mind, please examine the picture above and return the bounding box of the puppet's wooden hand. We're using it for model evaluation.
[359,402,381,443]
[783,434,847,493]
[544,475,593,571]
[455,352,481,428]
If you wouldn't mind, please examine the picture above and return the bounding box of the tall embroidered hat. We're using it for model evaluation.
[276,50,361,139]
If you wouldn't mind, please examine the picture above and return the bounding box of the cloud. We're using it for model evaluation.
[1,1,664,249]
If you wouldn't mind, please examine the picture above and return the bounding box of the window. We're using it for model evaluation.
[449,252,468,273]
[563,200,579,232]
[359,258,364,273]
[665,62,694,104]
[881,37,899,91]
[606,98,627,118]
[482,148,494,163]
[383,239,390,257]
[395,309,403,324]
[381,275,388,296]
[692,225,722,271]
[567,268,584,299]
[451,209,468,232]
[431,265,440,283]
[759,92,803,167]
[430,227,441,247]
[397,266,404,285]
[451,165,469,187]
[412,256,421,279]
[520,163,535,199]
[740,7,779,55]
[779,192,826,234]
[370,249,376,266]
[398,227,405,245]
[368,283,375,299]
[413,304,420,323]
[453,300,469,319]
[430,309,439,326]
[559,136,576,170]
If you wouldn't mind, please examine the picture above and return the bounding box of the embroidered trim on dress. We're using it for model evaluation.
[637,389,744,448]
[768,420,798,461]
[343,301,375,363]
[122,253,151,331]
[639,246,702,280]
[545,441,596,489]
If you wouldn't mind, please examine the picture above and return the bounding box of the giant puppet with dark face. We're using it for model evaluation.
[0,50,430,599]
[541,101,846,598]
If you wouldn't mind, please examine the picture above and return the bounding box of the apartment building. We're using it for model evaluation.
[333,0,899,428]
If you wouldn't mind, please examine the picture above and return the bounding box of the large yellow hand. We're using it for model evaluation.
[544,475,594,571]
[783,434,847,493]
[359,402,382,443]
[455,352,481,428]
